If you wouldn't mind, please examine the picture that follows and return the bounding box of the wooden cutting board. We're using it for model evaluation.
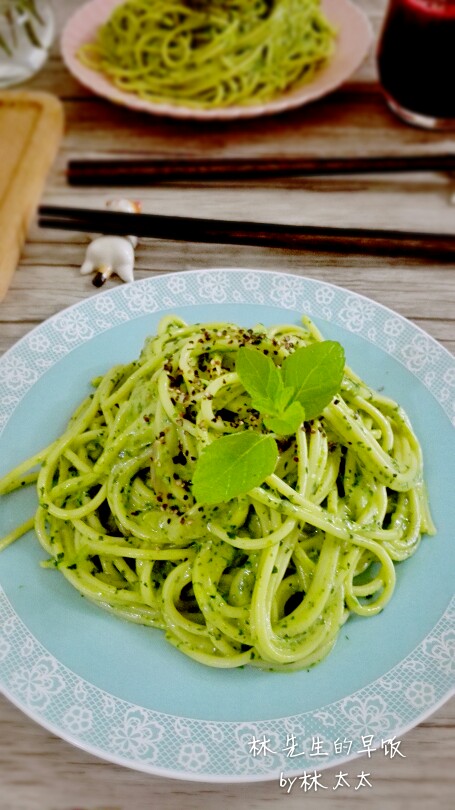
[0,91,64,301]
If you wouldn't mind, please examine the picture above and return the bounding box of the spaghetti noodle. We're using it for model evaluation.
[0,316,435,670]
[78,0,337,108]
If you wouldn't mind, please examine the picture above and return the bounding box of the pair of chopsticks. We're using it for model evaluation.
[67,154,455,185]
[37,205,455,258]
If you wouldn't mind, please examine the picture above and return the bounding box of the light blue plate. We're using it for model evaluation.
[0,269,454,781]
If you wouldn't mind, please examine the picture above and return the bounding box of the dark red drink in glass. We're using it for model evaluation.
[377,0,455,129]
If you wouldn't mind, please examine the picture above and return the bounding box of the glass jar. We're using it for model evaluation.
[377,0,455,130]
[0,0,54,88]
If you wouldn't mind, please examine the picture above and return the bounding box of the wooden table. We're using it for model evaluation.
[1,1,454,807]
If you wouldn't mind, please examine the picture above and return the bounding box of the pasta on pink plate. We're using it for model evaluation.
[61,0,373,120]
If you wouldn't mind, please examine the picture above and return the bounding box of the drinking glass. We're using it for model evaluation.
[377,0,455,129]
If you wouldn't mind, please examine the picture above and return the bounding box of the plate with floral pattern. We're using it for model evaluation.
[0,269,454,782]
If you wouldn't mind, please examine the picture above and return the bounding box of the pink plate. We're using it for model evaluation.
[61,0,373,121]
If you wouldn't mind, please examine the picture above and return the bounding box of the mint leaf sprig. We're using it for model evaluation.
[235,345,301,435]
[192,340,345,504]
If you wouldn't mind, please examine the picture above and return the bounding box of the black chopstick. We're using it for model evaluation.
[67,154,455,186]
[37,205,455,259]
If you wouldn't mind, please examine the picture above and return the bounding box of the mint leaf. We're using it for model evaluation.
[237,347,296,430]
[274,385,297,412]
[264,401,305,435]
[249,395,277,414]
[236,347,282,412]
[192,432,278,504]
[282,341,345,420]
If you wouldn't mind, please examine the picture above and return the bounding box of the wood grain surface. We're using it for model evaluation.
[0,1,454,808]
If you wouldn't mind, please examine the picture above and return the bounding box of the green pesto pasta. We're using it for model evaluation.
[0,316,435,671]
[78,0,337,108]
